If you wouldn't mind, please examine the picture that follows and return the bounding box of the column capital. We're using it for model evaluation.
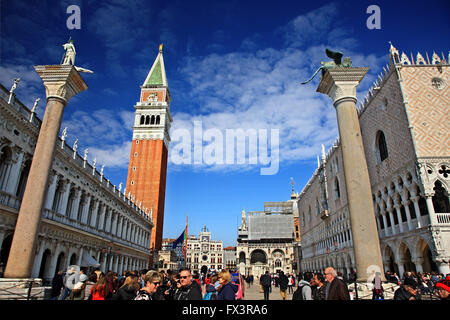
[317,67,369,105]
[34,65,87,104]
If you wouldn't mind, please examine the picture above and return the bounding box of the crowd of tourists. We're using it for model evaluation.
[256,267,450,301]
[50,266,242,300]
[49,265,449,301]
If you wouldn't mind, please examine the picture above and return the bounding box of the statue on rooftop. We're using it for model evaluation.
[301,48,352,85]
[31,98,40,113]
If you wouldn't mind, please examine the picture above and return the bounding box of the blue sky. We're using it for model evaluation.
[1,0,449,247]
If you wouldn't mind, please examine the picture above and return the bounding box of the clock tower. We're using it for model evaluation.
[126,44,172,266]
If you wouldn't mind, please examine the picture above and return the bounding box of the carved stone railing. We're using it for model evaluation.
[0,190,21,210]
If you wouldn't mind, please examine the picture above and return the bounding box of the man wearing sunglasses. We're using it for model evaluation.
[173,268,203,300]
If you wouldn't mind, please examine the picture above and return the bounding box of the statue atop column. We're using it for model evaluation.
[61,37,94,74]
[62,38,76,66]
[301,49,352,85]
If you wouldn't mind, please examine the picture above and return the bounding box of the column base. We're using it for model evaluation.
[0,278,48,300]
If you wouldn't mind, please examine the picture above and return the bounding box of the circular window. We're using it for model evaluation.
[202,255,208,261]
[431,77,445,90]
[134,152,138,157]
[131,181,134,185]
[136,140,139,144]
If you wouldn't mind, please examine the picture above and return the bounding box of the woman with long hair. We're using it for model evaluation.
[90,274,109,300]
[112,274,140,300]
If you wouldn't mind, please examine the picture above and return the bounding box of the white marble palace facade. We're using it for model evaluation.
[0,82,153,283]
[297,46,450,278]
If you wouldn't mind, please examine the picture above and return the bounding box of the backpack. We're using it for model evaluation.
[292,283,310,300]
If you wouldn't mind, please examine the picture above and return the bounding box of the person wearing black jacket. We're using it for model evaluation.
[394,277,420,300]
[260,271,272,300]
[111,275,139,300]
[173,268,203,300]
[278,271,289,300]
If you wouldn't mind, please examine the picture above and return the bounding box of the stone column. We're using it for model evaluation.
[317,67,385,282]
[394,204,404,233]
[402,200,413,231]
[425,194,438,225]
[387,208,396,235]
[70,188,82,220]
[411,196,423,228]
[44,172,58,210]
[381,213,389,237]
[58,180,71,216]
[4,65,87,278]
[5,148,24,195]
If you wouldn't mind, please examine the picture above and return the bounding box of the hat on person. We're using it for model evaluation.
[403,278,418,289]
[435,277,450,293]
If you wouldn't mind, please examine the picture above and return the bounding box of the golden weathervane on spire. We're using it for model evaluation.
[159,44,163,52]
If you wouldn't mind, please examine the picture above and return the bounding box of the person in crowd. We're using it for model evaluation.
[394,277,420,300]
[70,272,88,300]
[84,273,97,300]
[60,267,76,300]
[217,270,238,300]
[293,272,313,300]
[434,276,450,300]
[278,271,289,300]
[173,268,203,300]
[260,271,272,300]
[134,270,161,300]
[312,272,327,300]
[372,272,384,300]
[163,271,179,300]
[104,271,117,299]
[192,272,203,295]
[112,273,140,300]
[287,274,294,294]
[325,267,350,300]
[50,270,64,300]
[90,273,109,300]
[203,274,219,300]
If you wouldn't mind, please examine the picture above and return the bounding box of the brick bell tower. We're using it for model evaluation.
[126,44,172,266]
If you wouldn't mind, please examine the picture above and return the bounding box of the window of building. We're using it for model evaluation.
[334,178,341,199]
[376,130,389,162]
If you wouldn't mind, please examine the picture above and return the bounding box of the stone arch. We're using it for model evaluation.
[140,115,145,125]
[38,248,52,280]
[432,180,450,213]
[250,249,267,264]
[382,244,395,272]
[0,232,14,267]
[398,241,416,275]
[238,251,246,264]
[415,237,437,273]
